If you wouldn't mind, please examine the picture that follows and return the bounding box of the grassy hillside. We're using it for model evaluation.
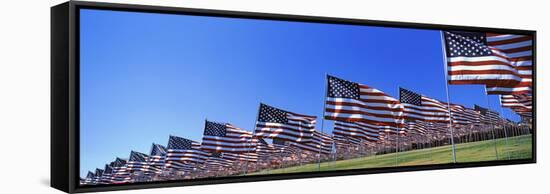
[249,135,532,175]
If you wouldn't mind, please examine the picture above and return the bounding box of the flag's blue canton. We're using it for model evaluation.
[444,31,492,57]
[258,104,288,123]
[257,138,268,145]
[86,171,94,179]
[151,144,166,156]
[167,135,195,150]
[399,88,422,106]
[204,121,227,136]
[210,152,222,158]
[272,138,286,145]
[129,151,148,162]
[327,75,360,99]
[112,158,126,167]
[474,104,488,115]
[104,165,113,174]
[95,169,104,177]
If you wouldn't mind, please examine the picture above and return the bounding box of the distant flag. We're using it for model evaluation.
[442,31,532,94]
[289,131,333,155]
[221,152,258,163]
[449,104,472,127]
[165,136,209,170]
[500,94,532,116]
[149,143,167,172]
[325,75,404,128]
[474,105,500,124]
[333,121,380,142]
[399,88,450,123]
[127,151,156,174]
[256,138,284,159]
[93,168,104,184]
[255,103,316,142]
[99,165,113,184]
[84,171,95,185]
[333,133,362,147]
[202,120,256,153]
[203,152,233,172]
[110,158,130,184]
[405,120,428,135]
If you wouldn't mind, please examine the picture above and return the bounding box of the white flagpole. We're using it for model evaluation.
[484,89,500,160]
[497,96,512,160]
[440,31,457,163]
[318,74,328,171]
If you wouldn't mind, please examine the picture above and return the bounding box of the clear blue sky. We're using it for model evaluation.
[79,9,519,176]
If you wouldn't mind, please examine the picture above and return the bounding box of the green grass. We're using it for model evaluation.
[248,135,532,175]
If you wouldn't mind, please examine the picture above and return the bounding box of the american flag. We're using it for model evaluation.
[165,135,210,170]
[255,103,316,142]
[325,75,404,128]
[127,151,156,174]
[485,33,533,95]
[149,143,166,172]
[92,169,103,184]
[84,171,95,185]
[474,105,500,124]
[110,158,130,184]
[333,133,362,147]
[449,104,477,127]
[405,120,428,135]
[203,152,233,172]
[221,152,258,163]
[400,88,450,123]
[443,31,532,95]
[289,131,333,155]
[500,94,532,115]
[256,138,284,159]
[333,121,380,142]
[202,120,256,153]
[99,165,113,184]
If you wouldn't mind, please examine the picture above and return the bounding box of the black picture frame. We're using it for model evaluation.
[51,1,536,193]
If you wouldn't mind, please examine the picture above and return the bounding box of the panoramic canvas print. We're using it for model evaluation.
[79,8,534,186]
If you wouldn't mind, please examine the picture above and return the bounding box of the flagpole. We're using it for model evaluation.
[245,105,261,175]
[497,97,512,160]
[483,89,500,160]
[440,31,457,163]
[318,74,328,171]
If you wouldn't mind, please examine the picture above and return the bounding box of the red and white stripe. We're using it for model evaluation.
[325,84,404,128]
[485,33,533,95]
[333,121,380,142]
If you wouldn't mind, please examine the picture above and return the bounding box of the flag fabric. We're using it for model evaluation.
[203,153,233,172]
[289,131,333,155]
[255,103,317,142]
[93,168,104,184]
[333,121,380,142]
[110,158,131,184]
[405,120,428,135]
[442,31,532,94]
[485,33,533,95]
[325,75,404,128]
[221,152,258,163]
[400,88,450,123]
[474,105,500,124]
[165,136,210,170]
[333,133,362,147]
[149,143,167,172]
[202,120,255,153]
[100,165,113,184]
[449,104,475,127]
[500,94,532,116]
[85,171,95,185]
[256,138,284,159]
[127,151,156,174]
